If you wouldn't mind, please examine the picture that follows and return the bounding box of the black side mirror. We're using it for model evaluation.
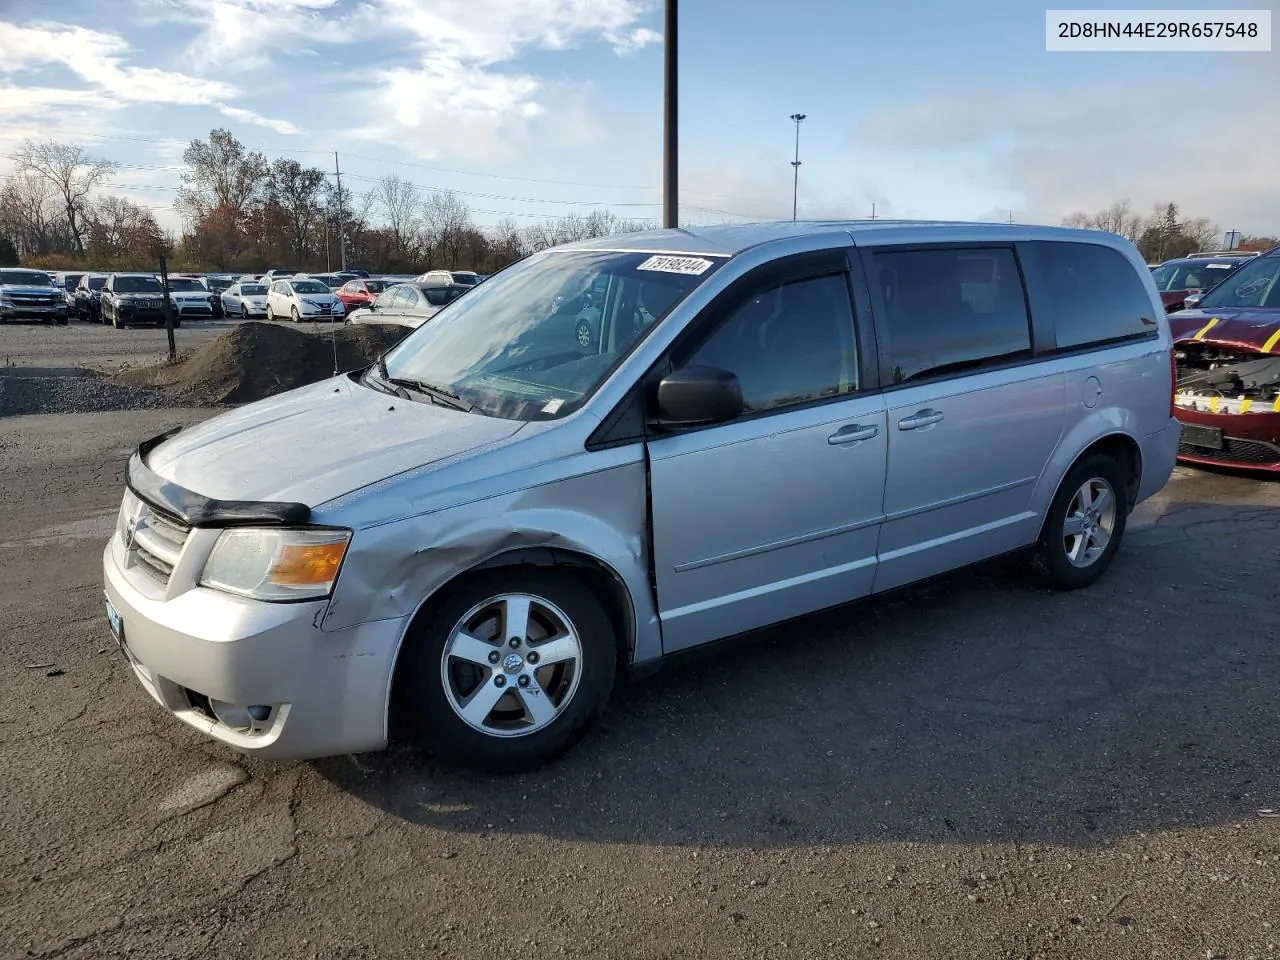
[654,366,743,427]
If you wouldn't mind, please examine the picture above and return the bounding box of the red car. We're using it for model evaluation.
[1170,245,1280,470]
[335,277,392,311]
[1151,254,1253,312]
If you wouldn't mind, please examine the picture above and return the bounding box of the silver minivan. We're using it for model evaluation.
[103,221,1180,771]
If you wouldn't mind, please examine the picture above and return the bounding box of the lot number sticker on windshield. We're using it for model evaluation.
[637,255,714,276]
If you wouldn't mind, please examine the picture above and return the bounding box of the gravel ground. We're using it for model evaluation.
[0,316,348,374]
[1,405,1279,960]
[0,374,191,416]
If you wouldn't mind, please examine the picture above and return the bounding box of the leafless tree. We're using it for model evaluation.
[176,129,269,222]
[84,195,162,261]
[0,172,69,256]
[372,175,422,262]
[421,190,472,268]
[14,139,116,255]
[265,158,327,265]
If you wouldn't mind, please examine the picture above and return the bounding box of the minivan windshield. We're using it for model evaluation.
[1196,255,1280,310]
[378,249,722,420]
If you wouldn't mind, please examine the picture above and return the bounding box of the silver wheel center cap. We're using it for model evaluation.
[502,652,524,674]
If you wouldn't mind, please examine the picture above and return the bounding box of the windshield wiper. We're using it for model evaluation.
[386,375,473,412]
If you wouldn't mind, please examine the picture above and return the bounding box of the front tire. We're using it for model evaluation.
[399,569,617,773]
[266,305,275,321]
[1031,453,1128,590]
[241,304,249,319]
[290,306,301,323]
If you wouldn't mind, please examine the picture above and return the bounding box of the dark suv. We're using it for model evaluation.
[74,274,109,321]
[101,273,171,328]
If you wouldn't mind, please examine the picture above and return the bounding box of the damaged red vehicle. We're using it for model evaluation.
[1170,246,1280,470]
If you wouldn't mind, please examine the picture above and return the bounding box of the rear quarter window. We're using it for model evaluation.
[1027,241,1159,350]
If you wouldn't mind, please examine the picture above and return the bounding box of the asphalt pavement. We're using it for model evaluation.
[1,403,1279,958]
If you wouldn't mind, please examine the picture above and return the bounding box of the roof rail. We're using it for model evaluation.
[1186,250,1259,258]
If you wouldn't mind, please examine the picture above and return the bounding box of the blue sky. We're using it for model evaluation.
[0,0,1275,237]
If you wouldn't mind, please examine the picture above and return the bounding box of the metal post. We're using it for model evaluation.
[789,113,805,221]
[158,254,176,362]
[334,152,347,270]
[870,202,876,220]
[662,0,678,229]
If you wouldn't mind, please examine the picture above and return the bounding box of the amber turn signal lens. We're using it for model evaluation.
[269,541,348,585]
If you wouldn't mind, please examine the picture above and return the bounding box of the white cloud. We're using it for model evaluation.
[0,22,239,105]
[856,56,1280,235]
[215,103,304,135]
[350,0,656,162]
[154,0,353,73]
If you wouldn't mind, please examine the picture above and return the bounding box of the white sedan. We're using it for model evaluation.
[265,277,345,322]
[220,281,270,318]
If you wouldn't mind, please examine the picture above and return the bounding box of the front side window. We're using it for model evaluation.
[873,247,1031,383]
[1197,255,1280,310]
[365,280,387,293]
[380,250,722,420]
[680,272,858,412]
[1029,241,1159,348]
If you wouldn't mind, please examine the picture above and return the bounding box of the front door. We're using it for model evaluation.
[862,245,1065,592]
[646,251,888,653]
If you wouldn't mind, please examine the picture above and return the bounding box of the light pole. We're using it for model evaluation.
[789,113,805,221]
[662,0,678,229]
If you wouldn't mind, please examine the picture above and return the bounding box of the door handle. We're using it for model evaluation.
[828,423,880,445]
[897,408,945,431]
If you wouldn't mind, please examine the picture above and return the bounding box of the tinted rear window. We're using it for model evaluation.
[871,247,1032,384]
[1028,241,1158,349]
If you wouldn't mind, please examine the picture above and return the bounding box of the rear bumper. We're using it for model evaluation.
[1175,406,1280,471]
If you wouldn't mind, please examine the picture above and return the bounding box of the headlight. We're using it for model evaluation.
[199,527,351,601]
[117,488,142,544]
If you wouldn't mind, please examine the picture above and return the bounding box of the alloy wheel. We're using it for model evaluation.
[1062,477,1117,568]
[440,593,584,739]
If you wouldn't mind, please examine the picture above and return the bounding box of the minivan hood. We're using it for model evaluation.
[146,376,524,507]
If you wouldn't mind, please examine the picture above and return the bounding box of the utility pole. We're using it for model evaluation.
[789,113,806,221]
[662,0,678,229]
[157,252,176,362]
[334,151,347,270]
[870,202,876,220]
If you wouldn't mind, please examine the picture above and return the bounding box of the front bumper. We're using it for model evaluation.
[103,536,404,759]
[0,302,67,320]
[1175,405,1280,471]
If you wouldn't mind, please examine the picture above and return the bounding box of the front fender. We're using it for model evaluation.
[320,457,659,664]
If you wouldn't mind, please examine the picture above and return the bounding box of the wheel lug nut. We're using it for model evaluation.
[494,675,506,688]
[508,637,521,648]
[526,652,539,664]
[488,651,500,664]
[517,675,530,687]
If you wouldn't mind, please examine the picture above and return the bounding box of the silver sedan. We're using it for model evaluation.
[220,282,270,319]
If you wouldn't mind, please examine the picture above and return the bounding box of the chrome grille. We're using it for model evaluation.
[129,506,191,585]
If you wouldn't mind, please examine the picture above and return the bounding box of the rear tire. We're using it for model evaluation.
[399,569,617,773]
[1031,453,1128,590]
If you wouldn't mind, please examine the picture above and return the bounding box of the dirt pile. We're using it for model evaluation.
[114,322,409,406]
